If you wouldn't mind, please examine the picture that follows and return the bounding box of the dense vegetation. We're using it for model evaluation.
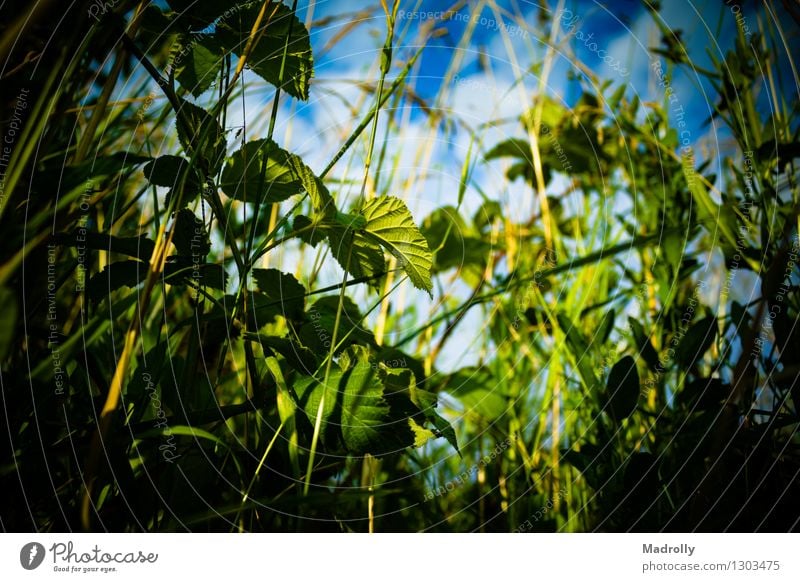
[1,0,798,532]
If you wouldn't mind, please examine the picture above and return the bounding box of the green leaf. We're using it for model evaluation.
[53,231,155,261]
[175,99,226,176]
[175,34,225,97]
[359,196,434,296]
[557,313,600,392]
[628,317,660,370]
[682,160,738,252]
[563,444,612,491]
[380,366,459,454]
[264,356,301,473]
[602,355,640,421]
[221,139,303,204]
[326,225,385,284]
[286,154,334,215]
[485,138,533,164]
[172,209,210,258]
[421,206,490,275]
[251,268,306,320]
[246,333,317,374]
[296,296,376,353]
[293,215,326,246]
[293,349,414,455]
[143,155,197,188]
[215,2,313,100]
[675,316,717,369]
[594,308,616,346]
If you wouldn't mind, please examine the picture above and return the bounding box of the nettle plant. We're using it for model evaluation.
[9,0,456,530]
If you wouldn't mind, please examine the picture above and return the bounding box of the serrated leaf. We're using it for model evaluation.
[293,350,414,455]
[175,34,225,97]
[327,225,385,283]
[602,355,640,421]
[293,215,326,246]
[172,209,210,257]
[53,231,155,261]
[251,268,306,320]
[296,296,376,353]
[286,154,334,215]
[175,99,226,176]
[215,2,313,100]
[247,333,317,374]
[221,139,302,204]
[359,196,433,296]
[143,155,194,187]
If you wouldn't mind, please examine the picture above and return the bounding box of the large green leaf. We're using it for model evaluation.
[295,296,376,354]
[326,224,385,283]
[172,209,210,258]
[381,366,459,454]
[175,99,226,176]
[221,139,300,204]
[175,34,226,97]
[359,196,433,296]
[54,231,156,261]
[251,268,306,320]
[215,1,313,100]
[293,350,414,455]
[286,154,334,215]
